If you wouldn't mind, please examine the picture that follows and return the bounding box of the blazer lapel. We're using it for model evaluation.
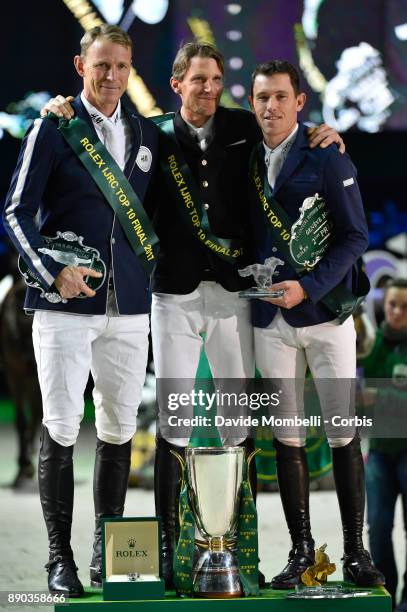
[74,96,141,178]
[273,124,309,194]
[205,108,227,167]
[173,110,201,152]
[72,95,99,138]
[122,105,141,177]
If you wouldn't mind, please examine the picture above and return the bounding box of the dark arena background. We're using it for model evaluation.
[0,1,406,609]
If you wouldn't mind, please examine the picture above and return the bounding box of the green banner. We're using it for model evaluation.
[250,145,369,323]
[237,480,259,596]
[173,480,196,595]
[152,114,243,263]
[55,115,160,276]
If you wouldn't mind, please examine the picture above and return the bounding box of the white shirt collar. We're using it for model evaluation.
[80,91,121,127]
[263,123,299,157]
[183,114,215,142]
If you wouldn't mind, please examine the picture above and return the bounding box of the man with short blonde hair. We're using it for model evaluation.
[3,25,158,596]
[79,24,132,57]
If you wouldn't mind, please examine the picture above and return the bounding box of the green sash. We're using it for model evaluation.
[250,145,369,323]
[151,113,243,263]
[55,116,159,276]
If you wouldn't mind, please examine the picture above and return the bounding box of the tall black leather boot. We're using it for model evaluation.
[271,440,315,589]
[332,437,385,587]
[90,438,131,588]
[38,425,84,597]
[154,437,185,590]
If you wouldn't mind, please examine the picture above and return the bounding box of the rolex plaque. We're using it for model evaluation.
[18,231,106,303]
[238,256,285,298]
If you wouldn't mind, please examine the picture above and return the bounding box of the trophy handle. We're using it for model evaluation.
[170,450,188,527]
[246,449,261,497]
[170,449,186,471]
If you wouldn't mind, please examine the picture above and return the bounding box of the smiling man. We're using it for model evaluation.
[248,60,384,589]
[39,42,345,590]
[146,43,348,590]
[3,25,158,596]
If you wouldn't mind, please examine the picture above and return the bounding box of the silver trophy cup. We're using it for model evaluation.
[186,447,245,598]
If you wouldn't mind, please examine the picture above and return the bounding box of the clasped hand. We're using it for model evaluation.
[54,266,102,299]
[261,280,306,309]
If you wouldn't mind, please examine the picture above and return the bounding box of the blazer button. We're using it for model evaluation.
[111,238,116,245]
[203,180,209,187]
[201,159,207,166]
[204,203,209,210]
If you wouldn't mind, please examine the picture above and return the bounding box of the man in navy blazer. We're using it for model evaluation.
[3,25,158,596]
[248,60,384,589]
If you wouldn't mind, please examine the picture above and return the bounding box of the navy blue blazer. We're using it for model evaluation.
[250,123,369,328]
[3,95,158,315]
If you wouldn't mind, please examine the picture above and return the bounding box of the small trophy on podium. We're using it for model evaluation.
[238,256,285,299]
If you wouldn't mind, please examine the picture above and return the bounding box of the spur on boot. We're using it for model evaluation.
[47,557,84,597]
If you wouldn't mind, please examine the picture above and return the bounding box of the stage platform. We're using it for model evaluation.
[55,583,391,611]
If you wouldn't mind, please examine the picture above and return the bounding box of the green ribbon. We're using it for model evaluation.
[173,479,196,595]
[237,479,260,596]
[250,145,369,323]
[151,114,243,263]
[55,115,160,277]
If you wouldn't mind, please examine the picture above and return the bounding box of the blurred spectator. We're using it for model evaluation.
[361,278,407,610]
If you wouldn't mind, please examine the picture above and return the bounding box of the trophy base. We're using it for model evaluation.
[239,288,285,299]
[193,550,242,599]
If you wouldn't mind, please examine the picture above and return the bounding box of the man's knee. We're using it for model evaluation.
[96,425,137,446]
[327,437,354,448]
[274,436,306,448]
[43,418,80,447]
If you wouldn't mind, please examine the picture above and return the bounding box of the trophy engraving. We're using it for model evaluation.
[290,193,333,270]
[238,256,285,299]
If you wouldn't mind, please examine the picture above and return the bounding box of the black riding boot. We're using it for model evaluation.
[332,437,385,587]
[38,425,84,597]
[271,440,315,589]
[154,437,185,590]
[90,438,131,587]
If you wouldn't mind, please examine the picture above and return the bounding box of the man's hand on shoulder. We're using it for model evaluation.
[40,95,75,119]
[307,124,345,154]
[54,266,102,299]
[261,280,307,309]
